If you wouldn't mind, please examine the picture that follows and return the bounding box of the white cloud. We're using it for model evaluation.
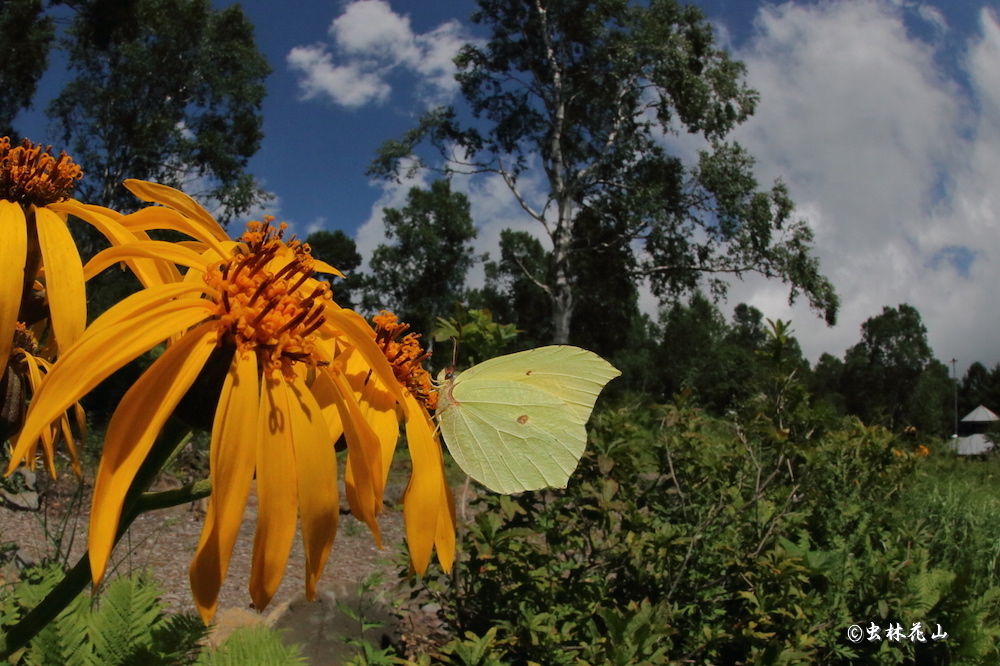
[287,44,391,107]
[287,0,473,108]
[721,1,1000,373]
[306,217,327,235]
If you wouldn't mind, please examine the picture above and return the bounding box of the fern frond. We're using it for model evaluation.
[150,611,209,663]
[195,626,306,666]
[87,572,165,665]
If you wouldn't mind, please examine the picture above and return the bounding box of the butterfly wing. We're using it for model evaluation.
[438,378,586,493]
[455,346,621,425]
[436,346,621,493]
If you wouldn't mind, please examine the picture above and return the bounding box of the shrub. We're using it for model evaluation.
[407,400,1000,664]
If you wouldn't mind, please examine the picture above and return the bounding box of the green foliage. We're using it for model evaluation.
[0,0,54,138]
[405,402,1000,664]
[432,307,518,370]
[363,180,478,338]
[0,568,304,665]
[47,0,270,221]
[649,294,812,415]
[0,567,207,665]
[818,304,954,436]
[339,574,398,666]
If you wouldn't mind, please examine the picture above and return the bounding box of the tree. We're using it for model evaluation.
[904,358,953,436]
[959,362,991,417]
[728,303,768,351]
[305,229,363,310]
[0,0,54,138]
[479,207,641,357]
[842,304,939,431]
[656,291,728,403]
[363,179,478,338]
[957,361,1000,419]
[475,229,553,347]
[371,0,838,344]
[811,352,847,416]
[47,0,270,221]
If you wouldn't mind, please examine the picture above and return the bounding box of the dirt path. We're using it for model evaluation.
[0,471,437,661]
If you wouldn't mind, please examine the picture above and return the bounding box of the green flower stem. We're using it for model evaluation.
[0,419,213,659]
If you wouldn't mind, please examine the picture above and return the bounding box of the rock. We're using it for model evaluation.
[268,579,399,665]
[1,489,39,511]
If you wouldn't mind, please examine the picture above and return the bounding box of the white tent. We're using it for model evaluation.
[952,405,999,456]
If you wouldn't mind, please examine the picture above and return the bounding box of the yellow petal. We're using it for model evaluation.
[190,350,259,624]
[322,307,409,417]
[83,281,212,337]
[347,348,400,487]
[312,259,344,278]
[84,241,211,281]
[57,412,81,478]
[89,323,218,585]
[123,180,229,242]
[16,349,57,478]
[35,206,86,353]
[0,202,26,366]
[326,366,385,546]
[288,370,338,600]
[402,395,450,575]
[7,294,214,474]
[249,376,299,611]
[51,200,182,288]
[435,481,457,573]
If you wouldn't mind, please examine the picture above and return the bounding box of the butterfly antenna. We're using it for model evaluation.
[447,337,459,380]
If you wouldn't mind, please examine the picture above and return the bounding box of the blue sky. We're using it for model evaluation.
[14,0,1000,374]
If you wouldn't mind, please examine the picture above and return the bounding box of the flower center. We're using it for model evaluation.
[0,138,82,207]
[10,323,37,359]
[372,312,437,411]
[205,218,328,379]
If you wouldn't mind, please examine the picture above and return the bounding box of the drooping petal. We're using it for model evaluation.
[249,376,300,611]
[401,394,453,575]
[0,202,26,365]
[30,355,84,478]
[312,344,389,540]
[7,293,214,474]
[89,323,219,585]
[435,481,457,573]
[56,410,80,478]
[288,370,338,600]
[35,206,86,354]
[326,366,386,546]
[15,348,53,476]
[123,179,229,243]
[190,350,259,624]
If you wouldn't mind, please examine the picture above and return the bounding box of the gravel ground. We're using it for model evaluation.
[0,467,454,661]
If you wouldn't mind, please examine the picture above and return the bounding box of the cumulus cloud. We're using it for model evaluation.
[722,1,999,371]
[287,0,473,108]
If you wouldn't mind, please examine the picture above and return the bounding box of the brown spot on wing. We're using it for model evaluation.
[516,414,530,425]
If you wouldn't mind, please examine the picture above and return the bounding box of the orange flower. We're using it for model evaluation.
[329,311,455,575]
